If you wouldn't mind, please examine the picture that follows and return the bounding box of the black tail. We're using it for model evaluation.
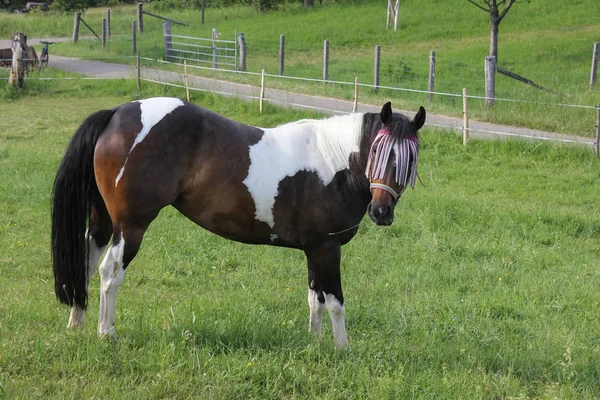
[51,108,116,309]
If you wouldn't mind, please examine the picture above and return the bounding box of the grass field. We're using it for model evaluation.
[1,77,600,398]
[1,0,599,136]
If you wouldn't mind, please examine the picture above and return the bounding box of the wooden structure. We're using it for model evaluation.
[386,0,400,31]
[8,33,27,88]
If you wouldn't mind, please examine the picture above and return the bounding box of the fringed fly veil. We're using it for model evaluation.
[365,130,419,188]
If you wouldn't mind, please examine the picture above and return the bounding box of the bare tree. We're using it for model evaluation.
[467,0,527,61]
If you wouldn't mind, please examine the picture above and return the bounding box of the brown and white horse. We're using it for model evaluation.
[51,98,425,348]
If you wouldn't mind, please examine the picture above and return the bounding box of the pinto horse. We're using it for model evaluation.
[51,98,425,348]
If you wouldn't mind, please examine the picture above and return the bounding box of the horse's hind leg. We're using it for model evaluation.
[97,223,146,338]
[67,206,112,329]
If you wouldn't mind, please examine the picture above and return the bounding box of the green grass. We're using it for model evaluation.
[2,0,600,136]
[1,76,600,398]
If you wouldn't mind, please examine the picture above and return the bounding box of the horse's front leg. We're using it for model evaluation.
[304,240,349,349]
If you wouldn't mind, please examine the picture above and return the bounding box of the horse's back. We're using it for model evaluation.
[93,98,265,235]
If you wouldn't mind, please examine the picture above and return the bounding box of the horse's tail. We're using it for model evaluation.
[51,108,116,310]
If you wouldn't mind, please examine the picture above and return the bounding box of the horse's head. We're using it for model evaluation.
[366,102,425,226]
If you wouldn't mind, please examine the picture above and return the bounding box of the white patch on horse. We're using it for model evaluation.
[308,289,324,335]
[324,292,348,348]
[270,234,278,243]
[98,237,126,337]
[115,97,185,186]
[68,231,106,329]
[243,113,364,228]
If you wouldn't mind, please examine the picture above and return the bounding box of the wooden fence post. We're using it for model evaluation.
[485,55,496,108]
[590,42,599,89]
[374,45,381,90]
[132,21,137,54]
[102,18,107,48]
[237,32,246,72]
[323,39,329,81]
[184,60,190,102]
[72,12,81,43]
[163,20,172,61]
[279,34,285,76]
[462,88,469,146]
[201,0,206,26]
[212,28,218,69]
[106,9,111,39]
[137,2,144,33]
[353,77,359,113]
[136,53,141,89]
[428,50,435,102]
[260,69,265,114]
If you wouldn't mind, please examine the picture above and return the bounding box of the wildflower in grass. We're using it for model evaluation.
[247,362,253,367]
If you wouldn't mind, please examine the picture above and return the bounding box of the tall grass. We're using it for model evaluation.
[1,77,599,398]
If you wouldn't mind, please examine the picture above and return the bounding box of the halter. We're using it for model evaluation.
[366,128,419,201]
[369,182,400,202]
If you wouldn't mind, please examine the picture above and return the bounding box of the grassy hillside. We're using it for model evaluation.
[1,1,599,136]
[1,75,599,398]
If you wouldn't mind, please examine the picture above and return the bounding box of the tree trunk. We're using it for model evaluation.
[490,20,498,60]
[304,0,314,7]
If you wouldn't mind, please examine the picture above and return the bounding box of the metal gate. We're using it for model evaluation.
[165,30,237,71]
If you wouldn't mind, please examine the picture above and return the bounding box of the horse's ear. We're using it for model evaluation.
[380,102,392,124]
[412,106,426,130]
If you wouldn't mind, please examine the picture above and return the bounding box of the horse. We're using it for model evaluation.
[51,98,425,348]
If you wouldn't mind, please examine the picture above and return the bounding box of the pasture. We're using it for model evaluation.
[1,77,600,398]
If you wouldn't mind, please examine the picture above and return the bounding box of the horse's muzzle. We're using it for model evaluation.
[367,203,394,226]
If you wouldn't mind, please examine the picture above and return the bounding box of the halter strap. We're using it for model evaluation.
[369,183,399,202]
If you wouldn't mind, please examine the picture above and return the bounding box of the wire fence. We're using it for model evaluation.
[2,53,598,151]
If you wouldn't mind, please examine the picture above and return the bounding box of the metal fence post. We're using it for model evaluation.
[353,77,359,113]
[596,104,600,157]
[323,39,329,81]
[374,45,381,90]
[279,34,285,76]
[428,50,436,102]
[463,88,469,145]
[260,69,265,114]
[590,42,599,89]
